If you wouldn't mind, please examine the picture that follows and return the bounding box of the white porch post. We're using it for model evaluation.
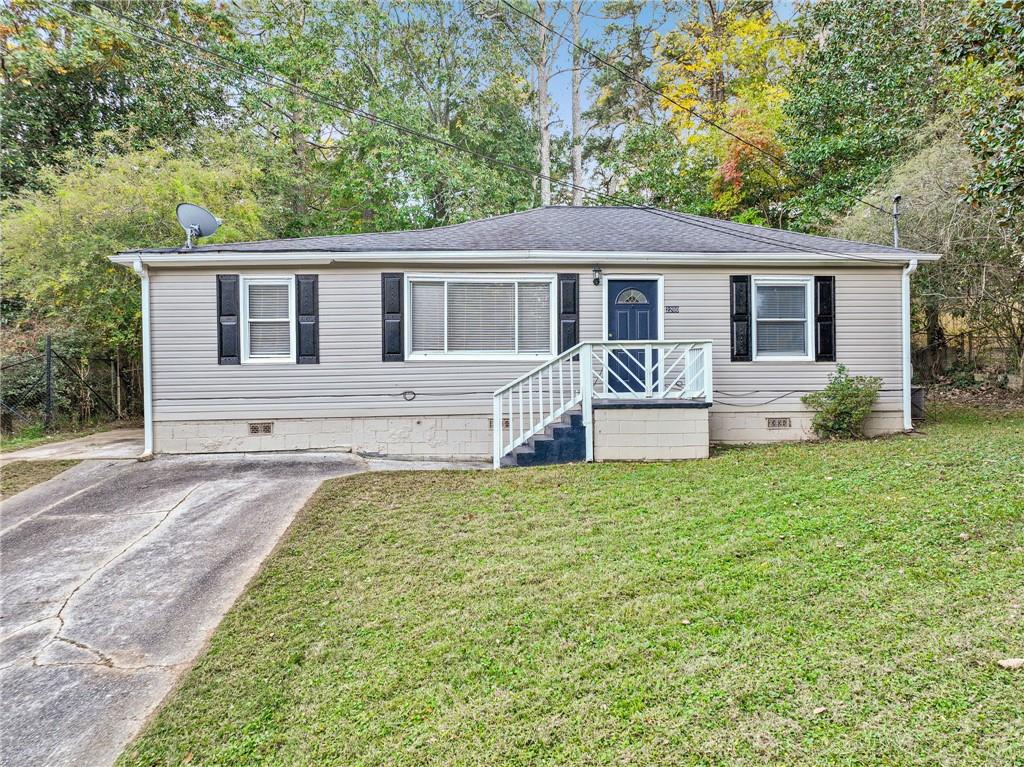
[581,344,594,461]
[492,393,503,469]
[703,342,713,404]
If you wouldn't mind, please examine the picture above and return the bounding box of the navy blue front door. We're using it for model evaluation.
[607,279,658,393]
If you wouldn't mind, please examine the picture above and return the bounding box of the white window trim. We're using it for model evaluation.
[751,275,814,362]
[404,273,558,361]
[240,275,296,364]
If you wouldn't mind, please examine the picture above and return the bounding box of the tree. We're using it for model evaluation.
[0,0,237,197]
[834,122,1024,378]
[232,0,538,234]
[947,0,1024,246]
[784,0,959,229]
[569,0,585,206]
[656,0,802,224]
[1,133,285,358]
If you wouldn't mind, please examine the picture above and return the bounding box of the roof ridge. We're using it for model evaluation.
[191,206,548,250]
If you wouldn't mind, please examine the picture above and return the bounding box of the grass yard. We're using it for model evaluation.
[0,459,79,499]
[120,407,1023,767]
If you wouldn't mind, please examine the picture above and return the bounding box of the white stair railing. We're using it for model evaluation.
[493,340,713,468]
[492,343,586,468]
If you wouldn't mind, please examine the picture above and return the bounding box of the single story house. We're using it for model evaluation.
[111,206,938,466]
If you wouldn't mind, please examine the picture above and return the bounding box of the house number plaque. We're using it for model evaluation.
[665,305,680,313]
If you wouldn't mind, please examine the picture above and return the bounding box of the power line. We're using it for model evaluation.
[495,0,895,218]
[41,0,900,264]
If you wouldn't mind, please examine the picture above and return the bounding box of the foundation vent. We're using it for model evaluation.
[248,421,273,435]
[767,417,792,430]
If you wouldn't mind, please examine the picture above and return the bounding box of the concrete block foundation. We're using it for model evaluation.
[593,404,710,461]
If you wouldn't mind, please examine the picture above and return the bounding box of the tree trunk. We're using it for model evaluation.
[570,0,584,206]
[536,0,552,206]
[289,86,309,220]
[924,302,947,381]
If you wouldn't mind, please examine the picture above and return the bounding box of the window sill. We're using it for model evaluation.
[240,357,296,365]
[406,352,554,362]
[750,356,816,363]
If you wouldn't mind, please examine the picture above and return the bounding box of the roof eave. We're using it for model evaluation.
[110,249,941,268]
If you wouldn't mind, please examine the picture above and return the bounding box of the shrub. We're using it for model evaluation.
[801,364,882,439]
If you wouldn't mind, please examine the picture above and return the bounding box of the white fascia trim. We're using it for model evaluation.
[132,257,154,457]
[110,249,942,268]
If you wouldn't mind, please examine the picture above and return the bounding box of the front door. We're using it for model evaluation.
[606,279,659,393]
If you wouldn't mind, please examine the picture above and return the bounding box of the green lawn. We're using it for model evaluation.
[120,407,1023,767]
[0,459,79,499]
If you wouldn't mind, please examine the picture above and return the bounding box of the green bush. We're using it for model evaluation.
[801,364,883,439]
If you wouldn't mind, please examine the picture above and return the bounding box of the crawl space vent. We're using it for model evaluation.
[767,417,792,430]
[248,421,273,435]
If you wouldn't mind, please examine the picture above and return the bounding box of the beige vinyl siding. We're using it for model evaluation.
[149,264,903,422]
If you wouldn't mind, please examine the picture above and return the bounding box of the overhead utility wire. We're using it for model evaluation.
[496,0,895,219]
[46,0,898,265]
[50,0,898,265]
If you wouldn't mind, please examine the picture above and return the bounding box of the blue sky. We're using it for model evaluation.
[547,1,796,128]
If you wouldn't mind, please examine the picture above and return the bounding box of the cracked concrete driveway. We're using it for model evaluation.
[1,452,475,767]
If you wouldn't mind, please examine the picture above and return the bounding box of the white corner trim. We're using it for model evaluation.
[902,258,919,431]
[132,257,153,456]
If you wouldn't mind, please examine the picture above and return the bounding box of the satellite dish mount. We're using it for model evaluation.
[176,203,221,249]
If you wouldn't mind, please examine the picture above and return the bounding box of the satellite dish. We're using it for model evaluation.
[176,203,221,249]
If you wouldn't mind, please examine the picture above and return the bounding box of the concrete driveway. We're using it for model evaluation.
[1,451,478,767]
[0,428,145,465]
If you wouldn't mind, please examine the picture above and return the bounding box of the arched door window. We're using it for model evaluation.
[615,288,648,305]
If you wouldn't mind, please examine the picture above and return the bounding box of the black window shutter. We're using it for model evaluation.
[217,274,240,365]
[381,272,404,362]
[730,275,752,362]
[557,273,579,352]
[296,274,319,364]
[815,276,836,362]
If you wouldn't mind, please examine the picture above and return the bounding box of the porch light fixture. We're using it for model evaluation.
[592,266,603,286]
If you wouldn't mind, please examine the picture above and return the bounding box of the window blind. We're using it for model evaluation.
[755,283,808,356]
[411,281,444,351]
[408,278,552,355]
[447,282,515,351]
[245,281,292,358]
[517,282,551,352]
[249,322,291,356]
[756,285,806,319]
[248,283,290,320]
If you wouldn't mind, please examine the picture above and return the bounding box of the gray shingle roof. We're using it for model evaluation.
[134,206,922,255]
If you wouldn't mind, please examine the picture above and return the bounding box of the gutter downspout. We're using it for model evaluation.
[133,257,154,458]
[901,258,919,432]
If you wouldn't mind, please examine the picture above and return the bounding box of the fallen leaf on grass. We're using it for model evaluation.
[997,658,1024,670]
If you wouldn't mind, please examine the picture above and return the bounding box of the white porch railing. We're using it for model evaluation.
[492,340,713,468]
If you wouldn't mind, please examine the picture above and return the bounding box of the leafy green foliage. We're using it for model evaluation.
[783,0,959,229]
[946,0,1024,243]
[1,133,285,356]
[834,121,1024,374]
[656,1,802,225]
[0,0,237,197]
[801,364,883,439]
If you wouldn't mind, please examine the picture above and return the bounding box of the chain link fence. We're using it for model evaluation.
[1,337,141,436]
